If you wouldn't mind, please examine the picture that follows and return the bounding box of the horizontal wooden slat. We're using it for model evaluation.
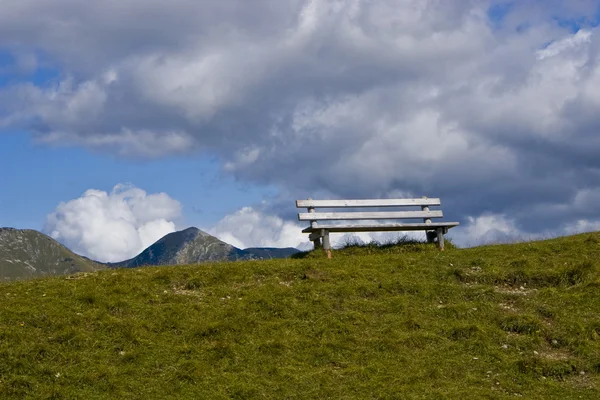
[302,222,459,233]
[296,198,441,208]
[298,210,443,221]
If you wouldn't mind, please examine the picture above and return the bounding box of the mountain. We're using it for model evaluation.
[0,228,104,281]
[111,227,299,268]
[113,227,243,268]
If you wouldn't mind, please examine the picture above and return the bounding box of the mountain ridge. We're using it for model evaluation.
[0,226,299,280]
[109,227,299,268]
[0,227,104,280]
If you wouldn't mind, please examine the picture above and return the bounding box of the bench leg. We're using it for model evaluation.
[426,231,436,243]
[322,230,331,259]
[436,228,445,251]
[313,238,322,250]
[309,231,322,250]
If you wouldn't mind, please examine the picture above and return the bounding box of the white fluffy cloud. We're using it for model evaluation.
[45,184,181,262]
[449,213,531,247]
[209,207,310,250]
[450,211,600,247]
[563,219,600,236]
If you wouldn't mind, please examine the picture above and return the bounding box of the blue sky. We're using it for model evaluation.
[0,48,274,231]
[0,131,274,230]
[0,50,276,230]
[2,0,600,261]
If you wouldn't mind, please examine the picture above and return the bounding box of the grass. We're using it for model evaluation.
[1,233,600,399]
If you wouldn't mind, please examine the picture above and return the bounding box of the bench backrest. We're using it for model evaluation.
[296,198,443,226]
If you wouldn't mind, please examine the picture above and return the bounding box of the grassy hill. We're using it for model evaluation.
[1,233,599,399]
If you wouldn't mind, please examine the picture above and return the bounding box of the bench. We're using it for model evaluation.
[296,198,459,257]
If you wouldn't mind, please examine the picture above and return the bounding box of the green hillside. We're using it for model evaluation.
[1,233,599,399]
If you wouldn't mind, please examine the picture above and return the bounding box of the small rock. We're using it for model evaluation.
[502,344,508,349]
[580,371,585,375]
[552,339,558,345]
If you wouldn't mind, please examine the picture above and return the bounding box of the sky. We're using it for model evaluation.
[2,0,600,262]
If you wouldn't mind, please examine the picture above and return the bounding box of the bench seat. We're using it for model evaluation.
[302,222,459,234]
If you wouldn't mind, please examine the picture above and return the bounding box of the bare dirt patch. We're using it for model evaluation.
[494,285,538,296]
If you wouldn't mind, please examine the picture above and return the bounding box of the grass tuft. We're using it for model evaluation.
[500,315,543,335]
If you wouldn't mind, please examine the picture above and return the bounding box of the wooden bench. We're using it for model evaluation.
[296,198,459,257]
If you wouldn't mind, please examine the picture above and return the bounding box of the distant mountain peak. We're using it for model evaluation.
[176,226,201,236]
[0,228,103,281]
[114,227,235,267]
[155,227,213,243]
[112,227,300,268]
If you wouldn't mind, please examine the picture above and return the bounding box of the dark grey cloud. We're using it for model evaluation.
[2,0,600,244]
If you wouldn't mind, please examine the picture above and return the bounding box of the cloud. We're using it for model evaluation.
[45,184,181,262]
[562,217,600,236]
[450,210,600,247]
[3,1,600,239]
[208,207,309,250]
[449,213,530,247]
[536,30,592,59]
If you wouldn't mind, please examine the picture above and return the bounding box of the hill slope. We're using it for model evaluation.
[113,227,298,267]
[242,246,300,259]
[0,228,103,280]
[0,232,599,398]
